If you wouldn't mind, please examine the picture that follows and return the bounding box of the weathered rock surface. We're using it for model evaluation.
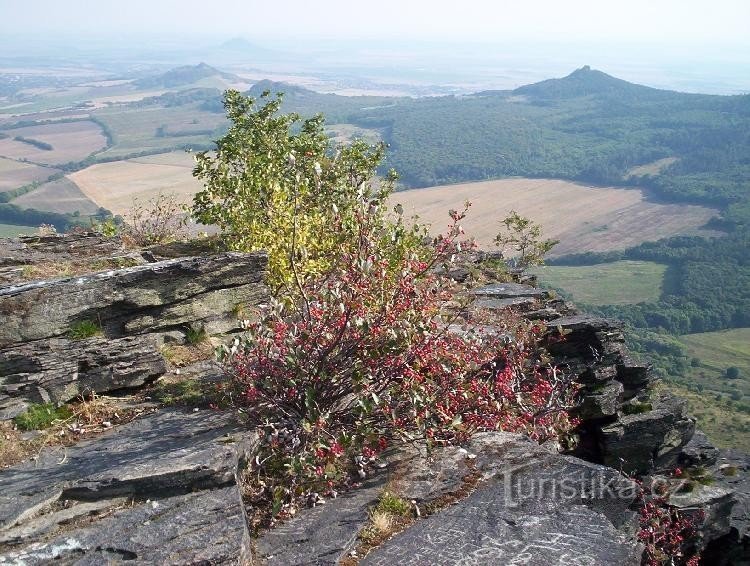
[0,250,269,417]
[255,476,387,565]
[470,282,549,300]
[0,233,125,264]
[0,335,166,419]
[600,391,695,475]
[0,409,255,564]
[362,432,643,566]
[0,251,268,346]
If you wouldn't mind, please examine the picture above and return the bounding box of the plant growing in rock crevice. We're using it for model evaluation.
[226,204,578,524]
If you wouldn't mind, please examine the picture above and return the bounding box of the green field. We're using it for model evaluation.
[674,328,750,398]
[0,223,37,237]
[665,382,750,452]
[531,260,669,305]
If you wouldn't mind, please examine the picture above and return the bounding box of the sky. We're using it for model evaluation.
[1,0,749,48]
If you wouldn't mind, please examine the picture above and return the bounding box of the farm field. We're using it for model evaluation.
[392,178,721,256]
[0,157,57,191]
[0,120,107,165]
[13,177,99,215]
[93,104,224,158]
[0,223,37,237]
[69,151,201,215]
[531,260,669,305]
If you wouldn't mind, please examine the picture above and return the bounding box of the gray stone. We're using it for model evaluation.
[0,252,268,347]
[0,408,256,564]
[680,430,720,467]
[471,296,538,311]
[362,432,643,566]
[0,409,250,531]
[0,486,250,565]
[470,282,548,300]
[600,392,695,475]
[669,482,736,549]
[384,444,472,503]
[0,335,166,418]
[578,380,624,420]
[0,233,124,265]
[255,475,386,565]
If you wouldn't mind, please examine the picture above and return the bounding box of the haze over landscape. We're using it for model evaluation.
[0,1,749,564]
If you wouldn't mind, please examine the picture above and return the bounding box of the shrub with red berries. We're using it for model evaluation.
[224,202,578,522]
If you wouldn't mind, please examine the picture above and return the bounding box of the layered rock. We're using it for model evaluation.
[0,233,269,418]
[0,409,256,563]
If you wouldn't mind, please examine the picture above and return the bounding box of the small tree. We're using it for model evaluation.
[191,89,415,293]
[726,366,741,379]
[494,210,558,268]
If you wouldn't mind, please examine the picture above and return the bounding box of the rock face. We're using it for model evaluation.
[0,235,269,418]
[0,252,268,346]
[362,433,643,566]
[0,409,256,564]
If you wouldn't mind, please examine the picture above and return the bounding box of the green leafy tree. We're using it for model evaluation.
[192,89,415,292]
[494,210,558,268]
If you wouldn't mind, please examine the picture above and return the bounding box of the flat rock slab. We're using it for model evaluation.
[0,409,249,532]
[363,433,643,566]
[470,282,548,300]
[255,475,387,565]
[0,485,249,565]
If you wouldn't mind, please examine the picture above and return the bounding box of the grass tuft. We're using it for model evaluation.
[13,403,73,431]
[68,319,102,340]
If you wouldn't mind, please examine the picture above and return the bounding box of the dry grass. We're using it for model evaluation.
[161,341,215,368]
[0,120,107,165]
[69,152,200,216]
[18,256,143,282]
[392,178,721,256]
[0,422,32,468]
[0,394,146,469]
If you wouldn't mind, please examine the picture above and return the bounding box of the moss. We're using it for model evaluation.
[622,402,653,415]
[68,319,102,340]
[720,466,738,477]
[13,403,73,431]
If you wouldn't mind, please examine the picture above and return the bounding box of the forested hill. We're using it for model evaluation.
[254,67,750,222]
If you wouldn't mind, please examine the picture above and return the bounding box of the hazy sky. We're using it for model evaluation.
[1,0,749,47]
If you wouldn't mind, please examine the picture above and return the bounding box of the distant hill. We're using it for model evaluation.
[247,80,315,98]
[513,65,666,101]
[136,63,241,89]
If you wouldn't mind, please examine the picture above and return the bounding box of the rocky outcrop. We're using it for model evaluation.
[0,335,166,420]
[0,236,269,418]
[0,251,268,346]
[1,241,748,564]
[0,408,257,564]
